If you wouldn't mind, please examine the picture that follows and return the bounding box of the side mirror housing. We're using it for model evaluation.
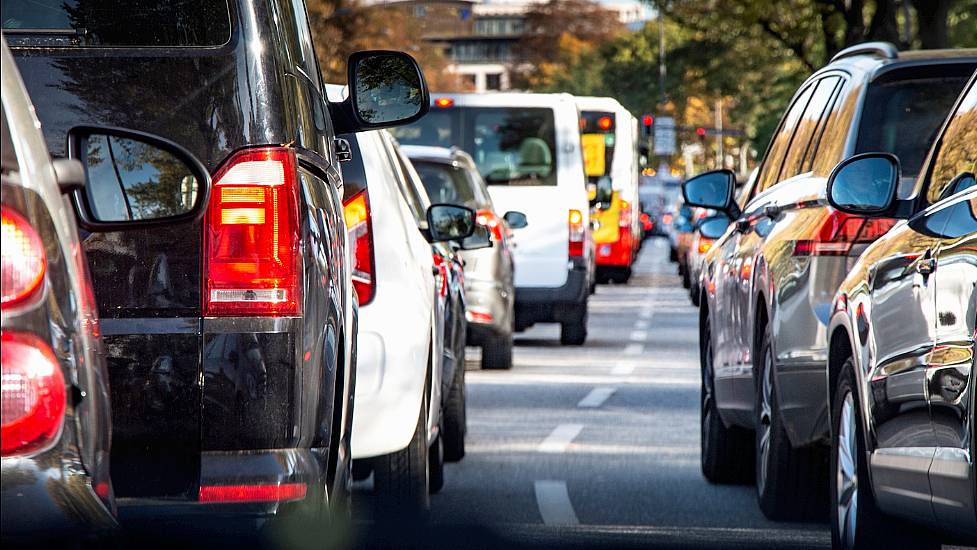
[426,203,476,243]
[503,210,528,229]
[682,169,739,218]
[67,125,211,232]
[331,50,430,134]
[827,153,900,216]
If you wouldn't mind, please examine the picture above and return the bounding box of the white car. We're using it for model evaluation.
[330,84,474,511]
[391,93,594,345]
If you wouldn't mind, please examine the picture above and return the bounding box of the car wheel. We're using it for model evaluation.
[700,315,754,483]
[428,422,445,495]
[372,389,430,513]
[482,331,513,370]
[690,284,700,307]
[442,350,467,461]
[830,357,938,550]
[682,266,691,289]
[669,246,678,262]
[754,327,826,520]
[560,302,588,346]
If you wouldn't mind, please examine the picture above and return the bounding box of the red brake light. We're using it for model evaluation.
[793,211,897,257]
[344,189,376,306]
[597,116,613,131]
[568,209,585,258]
[1,331,66,457]
[434,98,454,108]
[204,147,301,316]
[476,209,505,241]
[1,207,46,307]
[432,253,448,298]
[199,482,307,503]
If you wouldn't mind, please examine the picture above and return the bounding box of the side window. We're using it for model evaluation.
[289,0,322,91]
[755,83,815,194]
[812,81,862,176]
[924,82,977,204]
[941,196,977,239]
[780,77,839,180]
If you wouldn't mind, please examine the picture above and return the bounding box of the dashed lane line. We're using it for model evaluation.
[534,480,579,526]
[537,423,583,453]
[577,387,616,408]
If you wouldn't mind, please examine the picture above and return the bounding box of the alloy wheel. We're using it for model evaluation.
[701,319,714,461]
[836,392,858,549]
[757,348,773,494]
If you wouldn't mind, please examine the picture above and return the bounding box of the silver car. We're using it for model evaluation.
[403,145,527,370]
[687,44,976,520]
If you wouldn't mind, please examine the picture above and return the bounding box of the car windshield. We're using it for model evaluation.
[856,75,969,179]
[1,0,231,47]
[391,106,558,186]
[413,161,479,209]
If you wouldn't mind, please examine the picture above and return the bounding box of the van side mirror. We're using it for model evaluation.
[332,50,430,134]
[503,210,528,229]
[683,169,738,218]
[425,204,476,243]
[827,153,900,216]
[67,125,211,231]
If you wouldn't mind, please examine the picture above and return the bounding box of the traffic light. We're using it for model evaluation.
[642,114,654,137]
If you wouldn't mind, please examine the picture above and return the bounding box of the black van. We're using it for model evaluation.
[4,0,429,522]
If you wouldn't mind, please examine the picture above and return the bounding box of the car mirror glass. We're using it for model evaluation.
[827,153,899,215]
[503,210,528,229]
[351,52,426,126]
[426,203,476,242]
[698,215,731,240]
[461,224,492,250]
[682,170,734,212]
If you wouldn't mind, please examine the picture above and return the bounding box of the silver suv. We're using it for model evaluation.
[685,42,976,519]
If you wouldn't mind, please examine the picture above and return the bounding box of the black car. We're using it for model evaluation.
[826,74,976,549]
[4,0,428,527]
[1,37,214,542]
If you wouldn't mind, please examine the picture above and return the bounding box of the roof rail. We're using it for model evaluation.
[830,41,899,63]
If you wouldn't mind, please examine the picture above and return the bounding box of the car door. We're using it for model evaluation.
[927,192,977,534]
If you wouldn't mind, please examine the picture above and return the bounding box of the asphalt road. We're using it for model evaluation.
[352,238,831,550]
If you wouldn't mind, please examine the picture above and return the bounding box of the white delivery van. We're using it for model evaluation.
[392,93,593,344]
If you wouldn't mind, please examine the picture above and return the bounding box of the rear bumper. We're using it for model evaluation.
[595,233,634,267]
[1,456,116,539]
[515,260,588,327]
[464,278,510,344]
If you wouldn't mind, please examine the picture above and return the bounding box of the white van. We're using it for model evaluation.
[391,93,593,344]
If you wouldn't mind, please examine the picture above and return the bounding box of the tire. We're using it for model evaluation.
[682,266,691,289]
[690,284,700,307]
[617,267,632,284]
[560,301,588,346]
[754,327,827,520]
[830,358,938,550]
[442,350,467,462]
[669,246,678,262]
[700,314,754,483]
[428,426,445,495]
[372,390,430,513]
[482,331,513,370]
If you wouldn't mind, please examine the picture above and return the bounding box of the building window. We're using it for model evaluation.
[486,73,502,91]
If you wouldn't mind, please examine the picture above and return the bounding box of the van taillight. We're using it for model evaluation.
[1,331,66,457]
[569,209,585,257]
[476,209,505,241]
[1,207,46,307]
[618,200,631,228]
[432,252,449,298]
[793,211,896,257]
[204,148,301,316]
[343,189,375,306]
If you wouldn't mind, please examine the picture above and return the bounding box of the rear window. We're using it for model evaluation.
[580,110,615,182]
[413,161,478,209]
[1,0,231,47]
[855,75,969,178]
[391,106,558,187]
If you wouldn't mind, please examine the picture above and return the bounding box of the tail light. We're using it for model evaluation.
[568,209,585,258]
[343,189,376,306]
[793,211,897,257]
[432,253,448,298]
[2,207,46,307]
[618,200,632,228]
[698,239,714,254]
[1,331,66,457]
[204,148,301,316]
[199,482,307,503]
[476,209,505,241]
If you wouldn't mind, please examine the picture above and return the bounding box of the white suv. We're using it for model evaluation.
[391,93,594,344]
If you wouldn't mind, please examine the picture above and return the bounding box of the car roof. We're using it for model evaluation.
[823,43,977,78]
[427,91,576,109]
[573,95,628,113]
[400,144,476,168]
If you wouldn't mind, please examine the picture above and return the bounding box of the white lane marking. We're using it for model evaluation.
[577,387,616,408]
[634,319,649,329]
[534,480,579,526]
[538,423,583,453]
[624,343,644,355]
[638,309,652,320]
[629,330,647,341]
[611,363,635,376]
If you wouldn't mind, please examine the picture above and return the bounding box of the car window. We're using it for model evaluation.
[413,161,479,209]
[391,109,457,148]
[339,134,368,202]
[755,83,814,193]
[924,81,977,204]
[940,196,977,239]
[580,110,616,183]
[856,75,970,180]
[1,0,232,47]
[791,76,841,175]
[811,80,861,176]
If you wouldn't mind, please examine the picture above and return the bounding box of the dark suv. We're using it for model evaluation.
[4,0,428,525]
[685,43,976,519]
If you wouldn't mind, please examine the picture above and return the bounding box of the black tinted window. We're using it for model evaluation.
[414,161,479,208]
[339,135,368,202]
[1,0,231,47]
[941,197,977,239]
[856,75,969,178]
[925,81,977,204]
